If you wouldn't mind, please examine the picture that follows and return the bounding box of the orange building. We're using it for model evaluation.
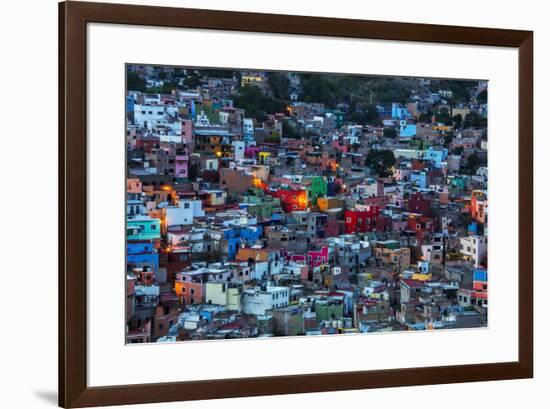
[235,247,269,263]
[174,272,206,305]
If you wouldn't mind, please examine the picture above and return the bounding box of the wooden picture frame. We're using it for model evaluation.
[59,1,533,407]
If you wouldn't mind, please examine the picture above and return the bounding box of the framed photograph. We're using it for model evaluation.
[59,1,533,407]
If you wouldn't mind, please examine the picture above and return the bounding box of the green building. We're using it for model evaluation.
[306,176,328,204]
[127,217,161,241]
[315,300,344,324]
[244,189,282,218]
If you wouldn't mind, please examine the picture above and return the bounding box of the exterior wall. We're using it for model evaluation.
[205,282,229,306]
[134,104,165,129]
[181,119,194,144]
[127,178,142,193]
[344,206,379,234]
[219,168,254,193]
[271,189,307,212]
[165,203,194,227]
[243,287,289,315]
[460,235,488,268]
[175,154,189,179]
[127,218,161,241]
[174,279,204,305]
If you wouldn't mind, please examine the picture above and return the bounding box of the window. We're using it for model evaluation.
[190,288,195,295]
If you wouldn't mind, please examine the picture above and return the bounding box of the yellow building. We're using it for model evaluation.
[317,197,344,212]
[258,151,271,164]
[241,75,263,87]
[374,247,411,270]
[411,272,433,281]
[205,282,242,312]
[432,124,452,132]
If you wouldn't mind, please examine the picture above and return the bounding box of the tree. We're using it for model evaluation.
[452,146,464,156]
[233,85,286,122]
[282,119,299,139]
[383,127,398,139]
[465,154,482,175]
[365,149,396,177]
[452,114,463,129]
[476,90,488,104]
[418,111,432,123]
[183,75,201,89]
[299,74,337,106]
[266,131,281,144]
[127,71,147,92]
[443,132,454,148]
[435,107,452,125]
[267,72,290,100]
[463,111,487,129]
[347,104,381,125]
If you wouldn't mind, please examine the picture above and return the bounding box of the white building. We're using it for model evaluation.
[134,103,165,129]
[460,235,488,268]
[165,200,204,228]
[243,286,289,315]
[232,141,245,161]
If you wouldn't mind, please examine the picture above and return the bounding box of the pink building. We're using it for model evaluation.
[175,154,189,179]
[181,119,194,145]
[308,247,329,268]
[245,146,261,158]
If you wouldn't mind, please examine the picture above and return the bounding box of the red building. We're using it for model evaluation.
[407,215,435,244]
[271,189,307,212]
[344,206,379,234]
[408,192,432,216]
[308,246,329,268]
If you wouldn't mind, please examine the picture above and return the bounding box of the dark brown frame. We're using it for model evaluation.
[59,1,533,407]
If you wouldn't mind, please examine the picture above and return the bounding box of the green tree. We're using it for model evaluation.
[383,127,398,139]
[127,71,147,92]
[233,85,286,122]
[476,90,488,104]
[418,111,433,123]
[465,154,482,174]
[299,74,337,106]
[435,107,452,125]
[443,132,454,148]
[463,111,487,129]
[347,104,380,125]
[452,114,463,129]
[267,72,290,100]
[282,119,299,138]
[183,75,201,89]
[452,146,464,156]
[266,131,281,144]
[365,149,396,177]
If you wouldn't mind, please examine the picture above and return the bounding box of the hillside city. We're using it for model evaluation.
[125,65,488,343]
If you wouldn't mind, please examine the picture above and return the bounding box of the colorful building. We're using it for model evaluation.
[271,189,308,212]
[344,206,379,234]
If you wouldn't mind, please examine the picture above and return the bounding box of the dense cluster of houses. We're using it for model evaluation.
[125,65,488,343]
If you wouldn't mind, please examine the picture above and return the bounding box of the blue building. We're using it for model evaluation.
[127,241,159,270]
[126,95,135,114]
[424,146,448,168]
[410,170,428,189]
[399,121,417,138]
[391,103,411,120]
[223,226,262,260]
[473,268,488,283]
